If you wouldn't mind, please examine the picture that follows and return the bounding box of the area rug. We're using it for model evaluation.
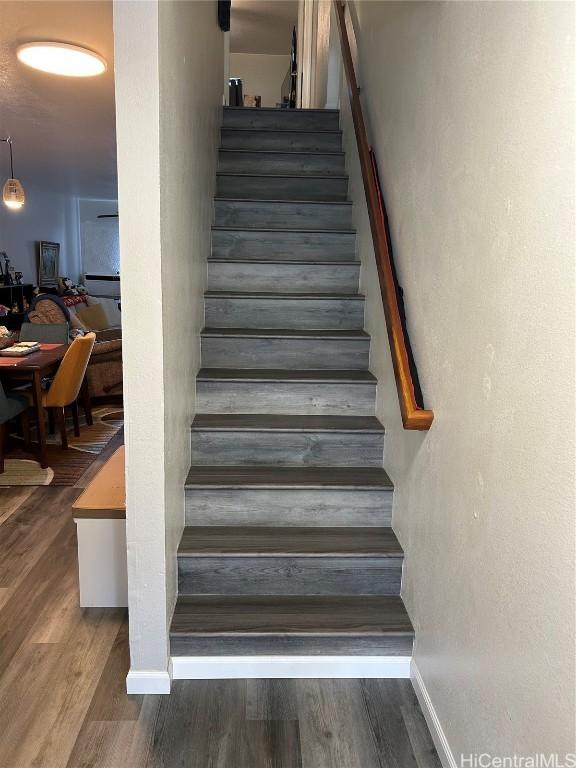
[0,406,123,487]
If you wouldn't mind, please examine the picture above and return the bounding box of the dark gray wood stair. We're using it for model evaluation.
[211,228,357,260]
[222,106,340,131]
[179,525,402,556]
[218,149,346,175]
[220,128,343,152]
[214,199,353,229]
[177,526,403,596]
[204,291,365,330]
[172,107,414,664]
[190,414,384,467]
[170,595,413,656]
[200,327,371,369]
[207,259,360,293]
[216,173,348,202]
[185,464,393,489]
[196,368,376,415]
[184,465,394,528]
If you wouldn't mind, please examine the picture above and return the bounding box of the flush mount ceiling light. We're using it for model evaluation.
[17,42,106,77]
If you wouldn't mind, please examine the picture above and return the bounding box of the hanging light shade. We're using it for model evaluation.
[3,178,25,210]
[1,138,25,210]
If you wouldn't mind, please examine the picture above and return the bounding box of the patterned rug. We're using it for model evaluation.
[0,407,124,487]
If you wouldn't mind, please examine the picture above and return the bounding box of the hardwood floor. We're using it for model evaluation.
[0,435,441,768]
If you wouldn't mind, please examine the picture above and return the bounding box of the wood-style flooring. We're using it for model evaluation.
[0,432,441,768]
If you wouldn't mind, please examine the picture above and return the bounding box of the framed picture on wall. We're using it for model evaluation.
[38,241,60,287]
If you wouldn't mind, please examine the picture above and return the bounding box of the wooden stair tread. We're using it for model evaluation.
[224,106,339,113]
[214,197,352,205]
[221,128,343,134]
[219,148,345,156]
[204,291,364,299]
[207,258,359,265]
[185,465,393,489]
[201,327,370,339]
[178,526,402,557]
[217,171,348,178]
[191,414,383,432]
[211,226,356,234]
[171,595,413,636]
[197,368,376,383]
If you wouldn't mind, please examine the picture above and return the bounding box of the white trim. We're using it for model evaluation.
[325,3,341,110]
[126,660,172,694]
[298,0,316,108]
[172,655,411,680]
[223,30,230,105]
[410,660,457,768]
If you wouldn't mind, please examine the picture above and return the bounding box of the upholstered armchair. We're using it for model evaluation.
[26,294,123,399]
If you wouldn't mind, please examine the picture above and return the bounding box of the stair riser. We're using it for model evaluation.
[211,229,356,261]
[204,296,364,330]
[178,556,403,596]
[191,430,384,467]
[207,262,359,293]
[223,109,340,131]
[221,129,343,152]
[219,151,345,176]
[185,488,392,527]
[196,380,376,415]
[216,174,348,202]
[171,634,413,657]
[215,200,353,230]
[201,336,370,369]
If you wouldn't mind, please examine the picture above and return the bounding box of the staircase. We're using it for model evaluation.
[170,107,414,674]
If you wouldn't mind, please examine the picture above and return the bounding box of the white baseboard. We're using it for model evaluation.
[171,655,411,680]
[126,660,172,694]
[410,660,456,768]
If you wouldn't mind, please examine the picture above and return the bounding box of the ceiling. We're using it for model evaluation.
[0,1,117,199]
[231,0,298,55]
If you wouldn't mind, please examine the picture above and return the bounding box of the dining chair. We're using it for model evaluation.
[24,333,96,449]
[0,382,30,473]
[19,322,69,345]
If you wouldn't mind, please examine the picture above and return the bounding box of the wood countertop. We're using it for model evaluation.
[73,446,126,519]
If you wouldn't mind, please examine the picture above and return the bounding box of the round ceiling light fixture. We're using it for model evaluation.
[17,42,106,77]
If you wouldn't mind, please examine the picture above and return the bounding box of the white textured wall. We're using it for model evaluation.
[79,199,119,276]
[0,186,80,283]
[114,0,166,678]
[158,0,223,649]
[229,53,289,107]
[114,0,222,685]
[341,0,575,757]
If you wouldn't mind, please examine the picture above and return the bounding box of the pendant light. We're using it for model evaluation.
[1,138,25,210]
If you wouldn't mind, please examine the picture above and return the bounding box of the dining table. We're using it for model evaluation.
[0,343,92,468]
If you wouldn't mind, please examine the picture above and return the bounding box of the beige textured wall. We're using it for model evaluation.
[114,0,222,682]
[229,53,289,107]
[341,0,575,757]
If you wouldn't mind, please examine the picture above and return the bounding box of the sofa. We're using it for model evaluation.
[26,294,123,399]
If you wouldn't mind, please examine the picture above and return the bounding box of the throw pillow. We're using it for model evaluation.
[86,296,121,327]
[68,308,88,331]
[76,303,109,330]
[62,295,88,308]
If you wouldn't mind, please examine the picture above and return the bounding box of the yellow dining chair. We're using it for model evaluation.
[32,333,96,449]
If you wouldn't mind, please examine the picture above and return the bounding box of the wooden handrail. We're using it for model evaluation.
[333,0,433,431]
